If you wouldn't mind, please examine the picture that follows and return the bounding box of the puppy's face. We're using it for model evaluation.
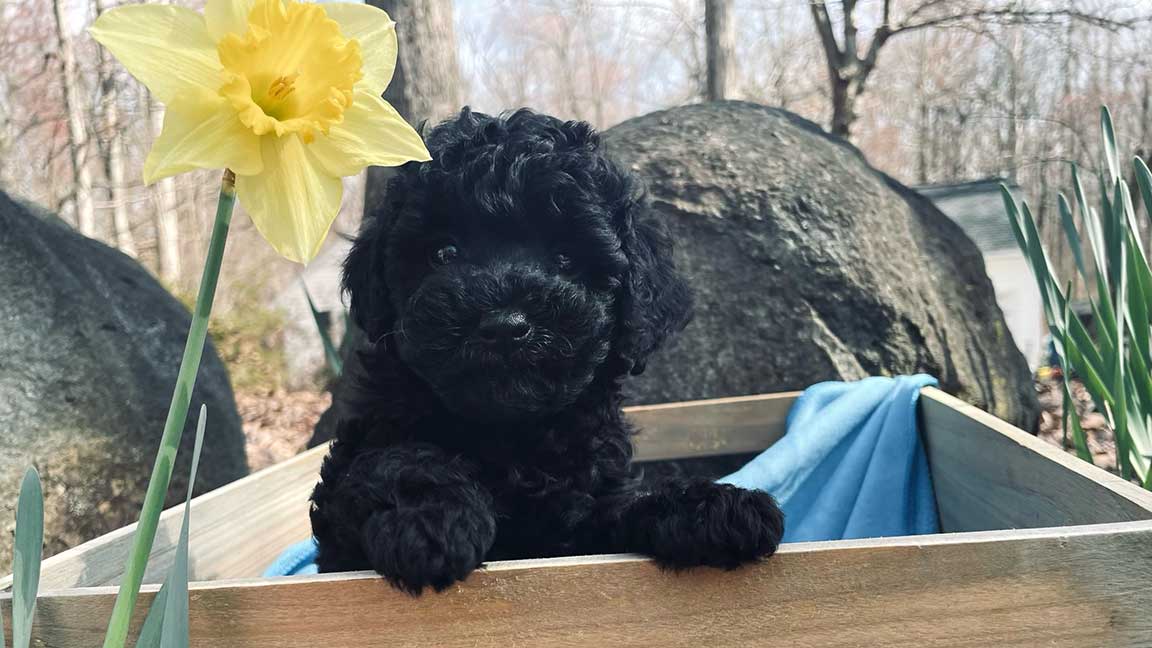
[385,195,622,420]
[346,109,691,422]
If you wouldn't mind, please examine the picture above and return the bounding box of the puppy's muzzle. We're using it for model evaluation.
[476,309,533,351]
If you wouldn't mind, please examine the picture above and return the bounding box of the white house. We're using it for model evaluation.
[917,180,1045,370]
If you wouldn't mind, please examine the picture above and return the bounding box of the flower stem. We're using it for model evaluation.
[103,169,236,648]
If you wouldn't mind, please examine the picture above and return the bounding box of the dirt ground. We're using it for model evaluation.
[237,389,331,471]
[1034,375,1117,472]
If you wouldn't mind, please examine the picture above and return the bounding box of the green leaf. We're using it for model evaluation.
[1021,201,1064,302]
[133,404,207,648]
[1057,193,1088,282]
[133,581,169,648]
[1124,376,1152,476]
[1103,179,1125,285]
[302,281,343,378]
[163,404,207,647]
[1001,184,1029,248]
[1102,106,1122,186]
[1112,236,1133,480]
[1126,233,1152,368]
[1073,164,1108,275]
[1062,381,1094,463]
[12,468,42,648]
[1094,272,1119,365]
[1064,322,1113,410]
[1119,180,1146,258]
[1135,156,1152,228]
[1057,298,1093,463]
[1002,186,1068,327]
[1127,342,1152,410]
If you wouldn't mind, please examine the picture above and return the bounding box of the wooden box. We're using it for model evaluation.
[5,387,1152,646]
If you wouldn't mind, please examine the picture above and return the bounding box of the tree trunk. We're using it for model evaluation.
[105,103,136,256]
[53,0,96,238]
[364,0,461,214]
[95,0,136,258]
[704,0,735,101]
[1141,74,1151,159]
[830,76,856,139]
[145,95,182,284]
[917,101,930,185]
[809,1,865,139]
[1003,29,1021,184]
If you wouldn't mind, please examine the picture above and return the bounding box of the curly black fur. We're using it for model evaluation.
[309,108,784,594]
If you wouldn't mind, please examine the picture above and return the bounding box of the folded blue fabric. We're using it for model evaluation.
[263,538,318,577]
[719,374,939,542]
[264,374,940,575]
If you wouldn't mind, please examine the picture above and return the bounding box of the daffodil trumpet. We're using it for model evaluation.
[88,0,429,643]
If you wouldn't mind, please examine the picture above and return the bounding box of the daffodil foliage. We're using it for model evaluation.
[91,0,430,263]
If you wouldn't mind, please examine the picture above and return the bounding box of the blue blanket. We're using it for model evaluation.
[719,374,939,542]
[264,375,939,576]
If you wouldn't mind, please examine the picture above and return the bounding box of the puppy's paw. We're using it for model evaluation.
[362,505,496,595]
[626,478,784,570]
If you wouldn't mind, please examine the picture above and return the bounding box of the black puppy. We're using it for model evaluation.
[309,108,784,593]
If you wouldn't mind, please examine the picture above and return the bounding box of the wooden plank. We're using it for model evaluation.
[0,444,330,591]
[4,521,1152,647]
[6,393,796,590]
[919,387,1152,532]
[628,392,797,462]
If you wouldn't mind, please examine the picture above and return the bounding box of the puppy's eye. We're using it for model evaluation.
[555,253,573,272]
[431,244,459,266]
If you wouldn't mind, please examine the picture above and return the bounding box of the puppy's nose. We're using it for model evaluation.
[477,310,532,346]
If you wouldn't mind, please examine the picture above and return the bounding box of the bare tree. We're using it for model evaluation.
[2,0,1149,314]
[52,0,95,236]
[146,94,182,284]
[94,0,136,257]
[364,0,461,211]
[704,0,734,101]
[809,0,1136,139]
[371,0,461,124]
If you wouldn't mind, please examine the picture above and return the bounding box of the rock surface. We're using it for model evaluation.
[604,102,1038,429]
[0,192,248,567]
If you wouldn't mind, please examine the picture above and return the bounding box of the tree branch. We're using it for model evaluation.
[842,0,859,62]
[893,8,1137,40]
[858,5,1136,100]
[808,1,843,74]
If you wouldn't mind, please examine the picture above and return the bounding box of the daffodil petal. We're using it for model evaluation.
[205,0,254,40]
[143,88,262,184]
[310,92,430,177]
[236,135,343,264]
[323,3,397,96]
[89,5,221,104]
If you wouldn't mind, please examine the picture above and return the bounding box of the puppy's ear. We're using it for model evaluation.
[614,210,693,376]
[343,192,396,343]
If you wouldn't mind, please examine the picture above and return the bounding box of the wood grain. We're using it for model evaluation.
[0,444,329,591]
[14,385,1152,647]
[4,522,1152,647]
[919,387,1152,532]
[2,393,798,590]
[628,392,798,461]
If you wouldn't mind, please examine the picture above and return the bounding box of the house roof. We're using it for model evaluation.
[915,178,1020,254]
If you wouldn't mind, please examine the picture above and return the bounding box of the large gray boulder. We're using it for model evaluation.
[0,192,248,566]
[605,102,1038,429]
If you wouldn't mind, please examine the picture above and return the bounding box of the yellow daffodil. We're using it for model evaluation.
[90,0,430,263]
